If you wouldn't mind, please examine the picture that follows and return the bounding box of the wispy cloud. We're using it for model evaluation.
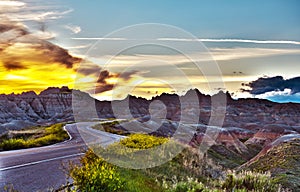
[64,44,92,50]
[158,38,300,45]
[33,31,56,40]
[210,48,300,61]
[72,37,127,41]
[0,0,73,22]
[0,0,73,41]
[4,9,73,22]
[73,37,300,46]
[86,48,300,68]
[65,24,81,34]
[0,1,25,7]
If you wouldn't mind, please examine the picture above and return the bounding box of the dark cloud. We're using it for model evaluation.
[97,70,113,83]
[93,70,139,94]
[78,64,101,76]
[36,41,81,68]
[0,22,28,35]
[93,70,116,94]
[3,61,27,70]
[0,21,81,69]
[95,84,114,93]
[242,76,300,95]
[117,70,139,80]
[0,22,29,53]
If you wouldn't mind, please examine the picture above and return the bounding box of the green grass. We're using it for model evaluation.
[0,123,69,151]
[118,168,164,192]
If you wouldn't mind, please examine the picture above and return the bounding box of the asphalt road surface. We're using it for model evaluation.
[0,122,124,192]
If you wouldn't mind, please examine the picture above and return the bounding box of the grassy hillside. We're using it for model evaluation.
[0,123,69,151]
[67,134,281,192]
[245,138,300,191]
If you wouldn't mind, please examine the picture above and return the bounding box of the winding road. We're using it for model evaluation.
[0,122,124,192]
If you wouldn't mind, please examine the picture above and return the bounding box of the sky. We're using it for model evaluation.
[0,0,300,102]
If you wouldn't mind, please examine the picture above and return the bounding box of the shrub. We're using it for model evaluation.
[166,171,281,192]
[120,134,168,149]
[3,184,19,192]
[69,150,124,192]
[0,138,27,150]
[221,171,280,192]
[45,123,68,139]
[167,180,208,192]
[92,134,176,168]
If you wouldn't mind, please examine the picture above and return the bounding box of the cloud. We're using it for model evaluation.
[242,76,300,95]
[72,37,127,41]
[157,38,300,45]
[117,70,139,80]
[94,70,140,94]
[77,62,101,76]
[0,0,73,41]
[3,60,27,70]
[90,70,117,94]
[0,0,75,43]
[0,1,25,7]
[75,60,140,94]
[0,20,82,93]
[253,89,300,103]
[0,19,81,69]
[74,37,300,45]
[85,48,300,69]
[0,1,25,12]
[33,31,56,40]
[65,24,81,34]
[64,44,92,50]
[36,40,81,68]
[0,21,28,38]
[210,48,300,61]
[95,84,114,94]
[0,1,73,22]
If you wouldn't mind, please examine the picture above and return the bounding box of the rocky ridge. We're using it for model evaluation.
[1,86,300,152]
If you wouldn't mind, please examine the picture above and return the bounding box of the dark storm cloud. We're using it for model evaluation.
[242,76,300,95]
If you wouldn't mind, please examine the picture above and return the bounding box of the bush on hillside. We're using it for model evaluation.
[68,150,124,192]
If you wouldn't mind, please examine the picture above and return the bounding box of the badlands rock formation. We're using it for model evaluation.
[1,86,300,152]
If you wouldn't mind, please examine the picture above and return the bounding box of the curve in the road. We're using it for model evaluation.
[0,122,125,192]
